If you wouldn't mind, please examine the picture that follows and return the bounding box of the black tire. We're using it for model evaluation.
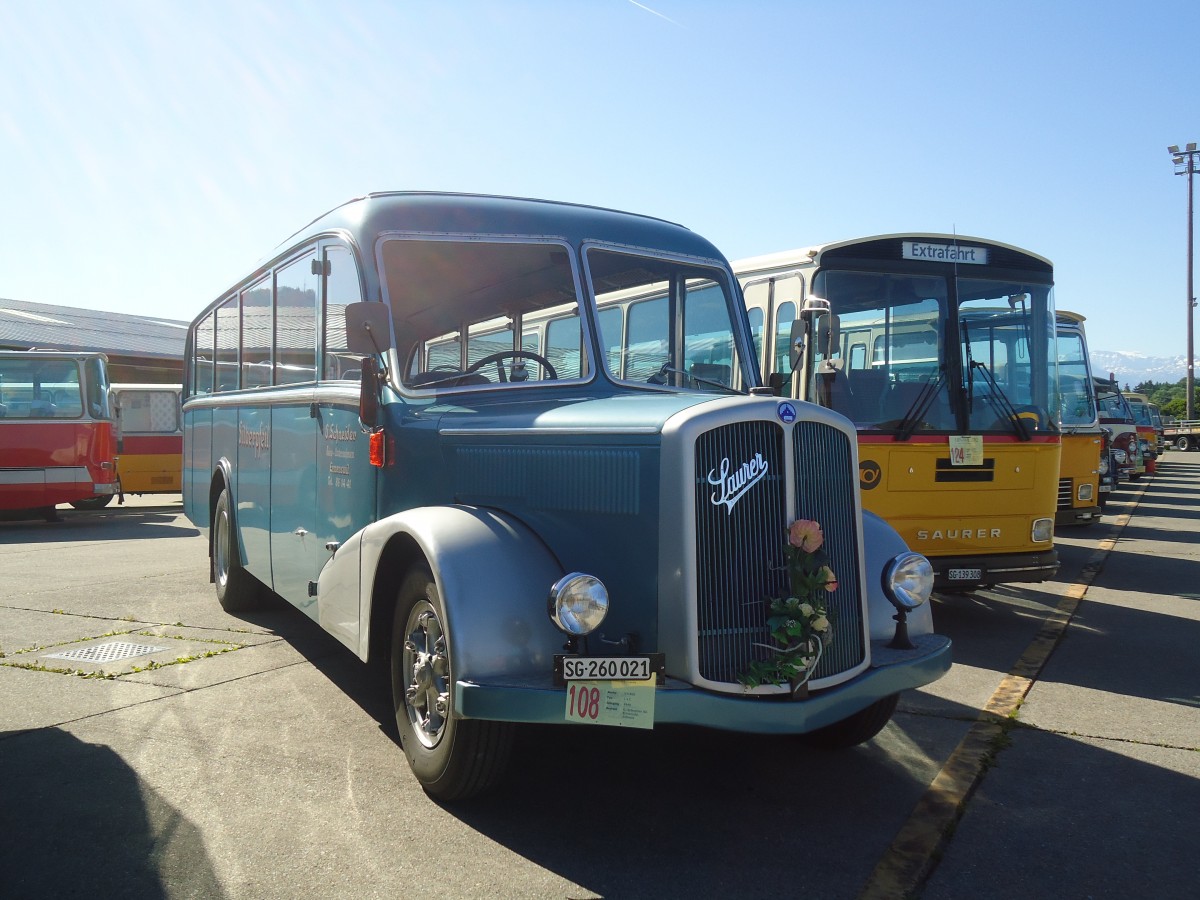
[70,495,114,510]
[802,694,899,749]
[212,487,261,612]
[1177,436,1191,452]
[391,566,514,800]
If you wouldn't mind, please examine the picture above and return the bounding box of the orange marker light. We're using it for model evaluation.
[369,430,386,467]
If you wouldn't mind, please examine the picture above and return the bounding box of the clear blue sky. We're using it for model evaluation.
[2,0,1198,360]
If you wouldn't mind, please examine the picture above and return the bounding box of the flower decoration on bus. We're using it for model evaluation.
[738,519,836,692]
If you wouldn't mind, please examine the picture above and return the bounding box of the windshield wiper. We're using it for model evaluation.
[960,317,1031,441]
[896,367,946,440]
[968,360,1031,441]
[648,364,745,395]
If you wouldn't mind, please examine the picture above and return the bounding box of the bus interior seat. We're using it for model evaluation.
[844,368,888,423]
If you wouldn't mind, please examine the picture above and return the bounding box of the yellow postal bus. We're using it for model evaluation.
[736,234,1061,590]
[1054,312,1103,525]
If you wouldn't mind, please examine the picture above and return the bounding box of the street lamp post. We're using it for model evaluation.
[1169,143,1199,420]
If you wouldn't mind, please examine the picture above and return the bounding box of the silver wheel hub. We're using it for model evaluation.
[402,602,450,748]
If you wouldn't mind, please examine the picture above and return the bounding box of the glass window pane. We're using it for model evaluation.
[215,298,239,392]
[276,253,318,385]
[323,246,363,380]
[241,278,272,388]
[193,312,215,396]
[0,357,82,418]
[380,239,580,389]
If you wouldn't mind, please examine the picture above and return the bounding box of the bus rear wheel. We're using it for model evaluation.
[802,694,899,749]
[70,495,114,510]
[213,487,261,612]
[391,566,513,801]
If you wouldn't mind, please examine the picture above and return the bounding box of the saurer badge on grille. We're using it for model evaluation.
[707,452,769,514]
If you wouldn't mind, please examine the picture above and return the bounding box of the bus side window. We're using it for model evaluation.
[194,312,215,396]
[242,277,273,388]
[215,297,239,392]
[276,254,318,386]
[322,245,363,380]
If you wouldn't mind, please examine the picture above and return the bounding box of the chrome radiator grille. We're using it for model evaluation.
[791,421,865,677]
[693,419,865,685]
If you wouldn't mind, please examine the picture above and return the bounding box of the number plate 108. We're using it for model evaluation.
[561,656,651,681]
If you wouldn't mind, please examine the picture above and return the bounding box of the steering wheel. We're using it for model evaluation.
[466,350,558,383]
[1011,405,1047,430]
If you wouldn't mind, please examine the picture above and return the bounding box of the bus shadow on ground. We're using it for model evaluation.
[0,508,197,543]
[0,727,225,899]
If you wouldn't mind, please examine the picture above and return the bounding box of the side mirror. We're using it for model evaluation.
[788,319,805,371]
[359,356,381,428]
[346,302,395,355]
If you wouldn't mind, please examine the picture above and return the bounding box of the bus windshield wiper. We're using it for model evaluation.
[961,316,1032,440]
[895,367,946,440]
[648,363,745,394]
[968,360,1031,441]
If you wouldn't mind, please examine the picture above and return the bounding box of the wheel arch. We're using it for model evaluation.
[348,505,569,685]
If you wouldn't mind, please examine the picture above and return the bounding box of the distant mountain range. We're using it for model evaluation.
[1090,350,1189,386]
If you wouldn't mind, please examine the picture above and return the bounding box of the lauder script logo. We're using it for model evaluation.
[708,452,769,515]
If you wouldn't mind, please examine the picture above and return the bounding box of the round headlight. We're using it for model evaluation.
[548,573,609,636]
[1098,455,1110,475]
[1112,448,1127,464]
[883,552,933,611]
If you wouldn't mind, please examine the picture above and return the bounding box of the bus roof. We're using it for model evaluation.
[1056,309,1087,325]
[222,191,724,304]
[732,232,1053,275]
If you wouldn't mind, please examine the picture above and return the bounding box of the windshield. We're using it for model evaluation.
[0,357,89,419]
[811,269,1058,435]
[591,248,749,394]
[1096,386,1133,422]
[1127,400,1153,426]
[380,239,748,394]
[1055,328,1096,427]
[382,238,585,390]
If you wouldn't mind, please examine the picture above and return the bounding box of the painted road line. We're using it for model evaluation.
[857,479,1149,900]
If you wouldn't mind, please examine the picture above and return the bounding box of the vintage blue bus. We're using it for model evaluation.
[181,192,951,799]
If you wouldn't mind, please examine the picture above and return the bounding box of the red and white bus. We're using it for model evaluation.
[0,350,120,518]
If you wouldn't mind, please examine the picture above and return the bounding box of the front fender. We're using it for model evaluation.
[862,509,935,641]
[337,505,568,683]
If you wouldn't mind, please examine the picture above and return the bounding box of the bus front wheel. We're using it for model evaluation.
[801,694,899,749]
[391,566,514,801]
[213,488,261,612]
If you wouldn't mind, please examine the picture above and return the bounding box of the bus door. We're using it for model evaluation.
[312,245,375,648]
[216,284,272,590]
[266,253,321,610]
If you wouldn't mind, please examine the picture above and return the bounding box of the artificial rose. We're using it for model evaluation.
[818,566,838,592]
[738,519,836,690]
[788,519,824,553]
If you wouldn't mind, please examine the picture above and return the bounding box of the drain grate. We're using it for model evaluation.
[44,641,169,663]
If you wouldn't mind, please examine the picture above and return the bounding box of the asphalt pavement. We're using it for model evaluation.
[0,456,1197,899]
